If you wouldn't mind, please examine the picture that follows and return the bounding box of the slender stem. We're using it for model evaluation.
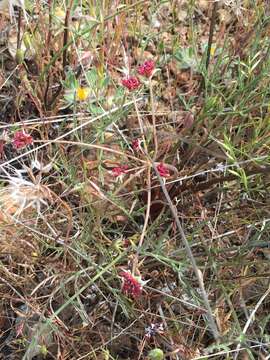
[16,8,22,51]
[63,0,74,71]
[138,165,151,248]
[132,92,152,274]
[206,1,218,71]
[149,79,158,159]
[36,139,146,163]
[133,93,148,153]
[151,160,220,340]
[44,0,53,109]
[48,0,75,108]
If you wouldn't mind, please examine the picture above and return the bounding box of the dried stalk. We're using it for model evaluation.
[151,160,220,340]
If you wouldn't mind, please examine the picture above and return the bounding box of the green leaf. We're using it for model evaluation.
[148,348,164,360]
[174,47,200,71]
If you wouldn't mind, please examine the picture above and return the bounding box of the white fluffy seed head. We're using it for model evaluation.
[0,173,50,222]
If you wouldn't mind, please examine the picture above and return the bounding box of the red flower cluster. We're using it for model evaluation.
[122,60,155,90]
[132,138,140,151]
[157,163,170,178]
[121,76,140,91]
[138,60,155,78]
[121,270,143,298]
[12,131,33,149]
[112,165,128,177]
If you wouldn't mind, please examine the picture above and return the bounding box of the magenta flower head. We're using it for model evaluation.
[138,60,155,78]
[12,131,33,149]
[122,76,141,91]
[157,163,170,178]
[112,165,128,178]
[132,138,141,151]
[120,270,146,298]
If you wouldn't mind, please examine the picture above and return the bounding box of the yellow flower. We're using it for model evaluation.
[54,7,65,19]
[76,87,90,101]
[210,44,216,56]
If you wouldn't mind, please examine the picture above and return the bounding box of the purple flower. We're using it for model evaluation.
[122,76,141,91]
[132,138,141,151]
[112,165,128,177]
[120,270,143,298]
[138,60,155,78]
[13,131,33,149]
[157,163,170,178]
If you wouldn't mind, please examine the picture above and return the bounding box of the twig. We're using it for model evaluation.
[206,1,218,71]
[132,93,152,273]
[16,8,22,51]
[44,0,53,109]
[151,160,220,340]
[138,165,151,248]
[63,0,74,71]
[133,94,148,152]
[37,139,146,163]
[149,78,158,159]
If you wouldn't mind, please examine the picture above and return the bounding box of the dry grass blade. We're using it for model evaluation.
[151,160,220,340]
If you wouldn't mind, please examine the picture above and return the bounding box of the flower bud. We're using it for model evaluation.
[16,49,24,64]
[148,348,164,360]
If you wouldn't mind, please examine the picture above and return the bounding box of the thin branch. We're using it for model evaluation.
[151,160,220,340]
[63,0,74,71]
[44,0,53,109]
[16,8,22,51]
[206,1,218,71]
[138,165,152,248]
[149,78,158,158]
